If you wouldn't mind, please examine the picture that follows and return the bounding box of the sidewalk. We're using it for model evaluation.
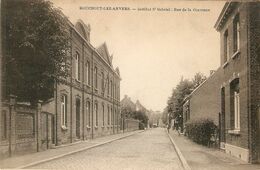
[0,130,143,169]
[168,130,260,170]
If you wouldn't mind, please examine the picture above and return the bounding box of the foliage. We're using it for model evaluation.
[164,73,207,129]
[121,106,135,119]
[161,107,169,125]
[132,111,149,127]
[5,0,70,104]
[192,72,207,89]
[185,119,218,146]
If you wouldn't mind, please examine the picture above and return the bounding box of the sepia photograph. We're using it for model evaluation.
[0,0,260,169]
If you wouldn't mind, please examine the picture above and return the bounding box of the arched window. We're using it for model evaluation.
[75,52,80,81]
[110,80,113,97]
[86,101,91,126]
[61,94,67,127]
[95,102,98,126]
[102,104,105,126]
[107,105,110,125]
[230,78,240,130]
[111,107,113,125]
[94,66,98,89]
[86,61,90,85]
[101,72,105,92]
[233,14,240,53]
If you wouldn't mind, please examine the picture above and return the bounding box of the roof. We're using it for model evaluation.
[96,42,113,66]
[214,2,238,31]
[183,67,221,102]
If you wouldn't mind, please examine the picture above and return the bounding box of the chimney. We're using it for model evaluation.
[210,70,216,76]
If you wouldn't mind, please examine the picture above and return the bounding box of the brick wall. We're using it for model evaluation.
[185,68,223,125]
[248,2,260,163]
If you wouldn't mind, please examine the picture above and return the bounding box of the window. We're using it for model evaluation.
[224,30,229,63]
[61,95,67,127]
[86,101,91,126]
[101,72,105,93]
[75,53,80,81]
[95,103,98,126]
[94,66,98,89]
[1,111,7,140]
[107,78,110,97]
[233,15,240,52]
[110,107,114,125]
[107,105,110,125]
[86,61,90,85]
[115,109,117,125]
[102,104,105,126]
[110,80,113,97]
[230,79,240,130]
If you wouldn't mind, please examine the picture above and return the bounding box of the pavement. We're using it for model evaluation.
[2,128,258,170]
[0,130,143,169]
[28,128,183,170]
[168,129,260,170]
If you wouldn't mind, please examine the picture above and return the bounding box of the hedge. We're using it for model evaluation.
[185,119,218,146]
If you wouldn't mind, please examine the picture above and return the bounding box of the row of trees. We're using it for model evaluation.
[162,72,207,128]
[3,0,70,105]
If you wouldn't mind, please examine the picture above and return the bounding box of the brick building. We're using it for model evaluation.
[183,2,260,163]
[0,18,121,158]
[183,69,223,126]
[216,2,260,163]
[51,19,121,145]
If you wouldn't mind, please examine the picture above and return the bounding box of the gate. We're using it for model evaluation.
[41,112,54,150]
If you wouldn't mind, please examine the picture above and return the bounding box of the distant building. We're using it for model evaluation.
[121,95,136,114]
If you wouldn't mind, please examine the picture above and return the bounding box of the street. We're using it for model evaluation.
[29,128,183,170]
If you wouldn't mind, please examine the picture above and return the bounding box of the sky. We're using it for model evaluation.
[52,0,225,112]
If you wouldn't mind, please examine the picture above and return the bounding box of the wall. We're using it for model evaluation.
[0,97,52,159]
[124,119,139,132]
[185,68,223,125]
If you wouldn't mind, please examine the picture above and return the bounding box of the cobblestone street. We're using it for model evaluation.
[28,128,182,170]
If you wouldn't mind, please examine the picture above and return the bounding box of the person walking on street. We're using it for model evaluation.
[167,124,170,133]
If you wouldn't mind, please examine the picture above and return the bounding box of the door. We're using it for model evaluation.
[220,87,226,148]
[76,99,81,139]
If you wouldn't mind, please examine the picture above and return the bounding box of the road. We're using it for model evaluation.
[29,128,183,170]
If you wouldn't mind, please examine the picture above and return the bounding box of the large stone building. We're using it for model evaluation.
[50,19,121,145]
[183,2,260,163]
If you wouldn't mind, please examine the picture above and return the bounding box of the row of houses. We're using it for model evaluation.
[0,16,123,157]
[182,2,260,163]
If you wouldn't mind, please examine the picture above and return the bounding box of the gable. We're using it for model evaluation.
[96,42,112,66]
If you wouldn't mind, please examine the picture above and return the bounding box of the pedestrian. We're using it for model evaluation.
[167,124,170,133]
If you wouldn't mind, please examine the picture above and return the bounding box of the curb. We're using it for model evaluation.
[17,130,144,169]
[167,131,191,170]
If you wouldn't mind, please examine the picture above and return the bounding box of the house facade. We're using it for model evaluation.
[182,2,260,163]
[52,19,121,145]
[216,2,260,163]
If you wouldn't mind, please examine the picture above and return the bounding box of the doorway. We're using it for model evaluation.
[76,98,81,139]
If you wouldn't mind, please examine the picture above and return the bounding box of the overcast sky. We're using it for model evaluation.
[52,0,225,112]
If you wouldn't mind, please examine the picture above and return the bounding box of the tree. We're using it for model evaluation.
[192,72,207,89]
[132,111,149,127]
[5,0,70,105]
